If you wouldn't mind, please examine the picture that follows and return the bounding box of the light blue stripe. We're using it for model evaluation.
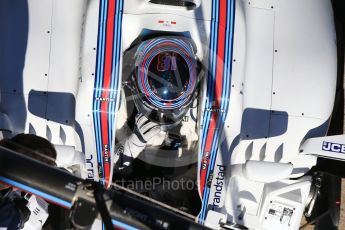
[93,0,104,183]
[199,14,216,226]
[94,0,108,184]
[202,0,220,218]
[97,0,107,99]
[109,5,119,143]
[201,0,219,157]
[112,219,139,230]
[114,0,123,152]
[96,102,105,181]
[199,3,217,165]
[0,176,72,208]
[97,0,106,97]
[94,108,102,167]
[199,0,219,222]
[93,0,106,105]
[209,0,220,100]
[94,1,102,95]
[96,0,107,96]
[201,10,216,155]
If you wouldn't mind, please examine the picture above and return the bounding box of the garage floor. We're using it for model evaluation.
[340,180,345,229]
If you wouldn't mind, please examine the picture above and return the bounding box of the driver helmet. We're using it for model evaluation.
[131,37,198,127]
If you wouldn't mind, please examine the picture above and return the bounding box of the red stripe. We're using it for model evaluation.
[199,0,228,195]
[199,114,217,195]
[215,0,227,102]
[100,0,116,188]
[113,225,126,230]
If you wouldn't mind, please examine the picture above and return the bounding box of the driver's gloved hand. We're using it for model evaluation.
[114,113,161,172]
[13,197,30,228]
[0,197,30,229]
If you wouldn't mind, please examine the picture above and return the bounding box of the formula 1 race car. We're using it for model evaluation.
[0,0,345,229]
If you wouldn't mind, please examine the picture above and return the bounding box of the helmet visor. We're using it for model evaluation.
[147,51,190,101]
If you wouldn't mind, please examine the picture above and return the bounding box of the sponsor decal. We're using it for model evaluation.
[207,172,213,188]
[65,182,77,192]
[212,164,226,207]
[322,141,345,153]
[202,151,210,170]
[95,97,115,102]
[85,154,95,180]
[205,107,225,113]
[104,144,109,163]
[182,116,189,122]
[98,165,103,178]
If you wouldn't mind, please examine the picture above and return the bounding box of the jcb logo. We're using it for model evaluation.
[322,141,345,153]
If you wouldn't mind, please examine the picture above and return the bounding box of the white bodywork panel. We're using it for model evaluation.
[0,0,337,229]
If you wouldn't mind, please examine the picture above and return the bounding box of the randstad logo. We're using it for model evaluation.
[322,141,345,153]
[212,164,226,207]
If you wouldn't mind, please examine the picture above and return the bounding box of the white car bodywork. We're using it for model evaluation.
[0,0,340,229]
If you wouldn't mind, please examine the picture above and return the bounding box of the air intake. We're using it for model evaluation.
[149,0,197,9]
